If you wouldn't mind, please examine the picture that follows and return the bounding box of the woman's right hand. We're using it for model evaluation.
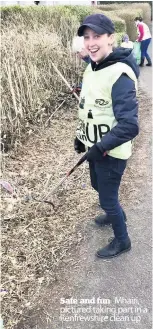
[74,137,86,153]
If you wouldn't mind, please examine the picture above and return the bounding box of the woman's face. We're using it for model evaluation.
[83,27,114,63]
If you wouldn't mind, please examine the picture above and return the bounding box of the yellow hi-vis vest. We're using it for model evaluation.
[76,62,138,160]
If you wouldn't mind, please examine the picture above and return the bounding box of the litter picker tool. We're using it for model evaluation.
[50,60,80,102]
[1,152,87,208]
[39,152,88,204]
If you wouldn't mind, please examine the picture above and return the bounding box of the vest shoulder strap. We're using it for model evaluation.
[109,62,138,90]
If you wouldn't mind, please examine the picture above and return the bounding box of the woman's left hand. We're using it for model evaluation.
[86,144,106,162]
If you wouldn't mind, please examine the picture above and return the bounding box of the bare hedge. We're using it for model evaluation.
[97,2,151,24]
[1,5,126,149]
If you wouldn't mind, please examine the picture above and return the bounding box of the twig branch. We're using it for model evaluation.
[44,99,66,127]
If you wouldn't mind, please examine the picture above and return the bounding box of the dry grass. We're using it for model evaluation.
[1,15,86,327]
[1,107,99,328]
[1,16,84,150]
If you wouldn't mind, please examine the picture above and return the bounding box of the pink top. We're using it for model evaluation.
[137,22,151,41]
[137,23,144,42]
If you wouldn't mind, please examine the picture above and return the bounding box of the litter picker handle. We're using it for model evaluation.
[48,152,88,196]
[67,150,107,177]
[67,152,88,176]
[50,60,80,102]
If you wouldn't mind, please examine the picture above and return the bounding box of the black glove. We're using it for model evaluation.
[74,137,86,154]
[86,144,106,162]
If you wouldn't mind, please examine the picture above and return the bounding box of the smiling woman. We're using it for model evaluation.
[78,13,115,63]
[83,29,114,63]
[74,13,139,259]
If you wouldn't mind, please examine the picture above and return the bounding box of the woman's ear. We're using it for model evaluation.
[108,34,115,46]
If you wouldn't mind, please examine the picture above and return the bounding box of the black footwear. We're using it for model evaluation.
[96,237,131,259]
[146,63,152,66]
[139,58,145,67]
[95,210,126,227]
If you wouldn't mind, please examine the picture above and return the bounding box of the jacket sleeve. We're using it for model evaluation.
[82,56,91,64]
[138,24,144,42]
[99,74,139,151]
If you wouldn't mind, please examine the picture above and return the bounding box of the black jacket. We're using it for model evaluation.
[91,48,139,151]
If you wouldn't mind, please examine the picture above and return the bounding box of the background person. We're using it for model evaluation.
[72,36,90,95]
[72,35,90,63]
[134,17,152,66]
[121,34,134,49]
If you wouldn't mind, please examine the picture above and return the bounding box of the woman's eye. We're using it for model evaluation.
[84,35,89,40]
[94,35,99,39]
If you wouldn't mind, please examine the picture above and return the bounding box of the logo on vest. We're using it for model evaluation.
[88,110,93,119]
[95,99,109,107]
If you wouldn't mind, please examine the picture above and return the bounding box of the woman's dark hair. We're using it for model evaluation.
[134,17,143,22]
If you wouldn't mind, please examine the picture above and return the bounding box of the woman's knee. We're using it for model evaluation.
[100,199,121,215]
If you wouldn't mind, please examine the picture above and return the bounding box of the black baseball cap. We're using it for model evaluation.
[78,13,115,36]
